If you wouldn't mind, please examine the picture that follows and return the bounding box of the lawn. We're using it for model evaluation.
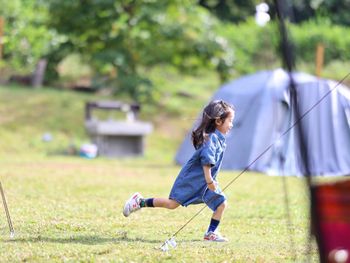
[0,157,319,262]
[0,81,319,262]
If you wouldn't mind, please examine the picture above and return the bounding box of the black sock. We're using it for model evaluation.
[207,218,220,233]
[146,198,154,207]
[140,198,154,207]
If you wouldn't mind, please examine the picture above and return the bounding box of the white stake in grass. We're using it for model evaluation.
[160,237,177,252]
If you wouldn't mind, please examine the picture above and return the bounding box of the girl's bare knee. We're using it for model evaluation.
[217,201,227,211]
[168,200,180,209]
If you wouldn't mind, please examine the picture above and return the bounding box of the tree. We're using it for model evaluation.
[0,0,55,74]
[199,0,350,27]
[268,0,350,26]
[199,0,260,23]
[313,0,350,26]
[48,0,234,102]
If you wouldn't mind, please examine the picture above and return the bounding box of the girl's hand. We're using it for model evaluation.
[207,181,217,192]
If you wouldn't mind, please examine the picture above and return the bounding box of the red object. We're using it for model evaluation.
[311,179,350,263]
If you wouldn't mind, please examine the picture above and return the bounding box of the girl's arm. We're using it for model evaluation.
[203,165,216,191]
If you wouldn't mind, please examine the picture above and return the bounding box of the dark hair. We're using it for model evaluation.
[192,100,234,149]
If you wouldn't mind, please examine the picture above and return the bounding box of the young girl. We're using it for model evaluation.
[123,100,235,242]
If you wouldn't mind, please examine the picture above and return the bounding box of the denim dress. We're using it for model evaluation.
[169,129,227,211]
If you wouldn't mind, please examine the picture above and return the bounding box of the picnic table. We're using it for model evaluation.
[85,101,153,157]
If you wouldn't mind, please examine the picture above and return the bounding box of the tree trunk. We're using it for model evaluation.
[31,58,48,88]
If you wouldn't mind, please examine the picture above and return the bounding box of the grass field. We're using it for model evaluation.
[0,157,319,262]
[0,81,319,262]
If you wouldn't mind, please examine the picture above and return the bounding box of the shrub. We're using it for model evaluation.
[290,19,350,64]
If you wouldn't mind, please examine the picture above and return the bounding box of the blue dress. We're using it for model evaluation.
[169,129,227,211]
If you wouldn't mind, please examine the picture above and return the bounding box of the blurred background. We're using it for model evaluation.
[0,1,350,261]
[1,0,349,159]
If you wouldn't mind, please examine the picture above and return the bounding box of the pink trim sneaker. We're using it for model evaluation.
[204,231,228,242]
[123,192,143,217]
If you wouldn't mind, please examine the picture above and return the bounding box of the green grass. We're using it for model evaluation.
[0,158,318,262]
[0,80,319,262]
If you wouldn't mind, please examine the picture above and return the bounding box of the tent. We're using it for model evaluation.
[175,69,350,176]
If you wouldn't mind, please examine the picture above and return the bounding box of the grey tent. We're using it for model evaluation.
[175,69,350,176]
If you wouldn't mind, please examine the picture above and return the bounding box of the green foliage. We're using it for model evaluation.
[199,0,260,23]
[0,0,56,74]
[48,0,234,102]
[290,20,350,64]
[262,1,350,26]
[307,0,350,26]
[199,0,350,26]
[57,54,92,83]
[216,19,280,74]
[216,18,350,78]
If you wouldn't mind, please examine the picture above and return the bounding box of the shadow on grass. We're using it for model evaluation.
[4,235,202,245]
[5,235,160,244]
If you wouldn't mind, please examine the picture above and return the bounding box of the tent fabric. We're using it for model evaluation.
[175,69,350,176]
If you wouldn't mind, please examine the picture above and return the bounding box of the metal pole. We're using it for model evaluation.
[0,182,15,238]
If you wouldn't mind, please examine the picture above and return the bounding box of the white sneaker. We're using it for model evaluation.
[123,192,143,217]
[204,231,228,242]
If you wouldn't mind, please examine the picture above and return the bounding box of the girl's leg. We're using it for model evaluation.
[212,200,227,220]
[123,193,180,217]
[141,198,180,210]
[207,201,227,233]
[154,198,180,209]
[204,201,228,242]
